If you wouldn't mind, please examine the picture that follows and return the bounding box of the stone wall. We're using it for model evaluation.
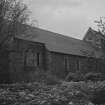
[9,38,45,82]
[0,49,10,83]
[49,52,105,79]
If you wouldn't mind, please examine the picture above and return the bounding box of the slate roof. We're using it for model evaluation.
[15,24,103,58]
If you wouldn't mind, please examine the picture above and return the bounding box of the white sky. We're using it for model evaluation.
[24,0,105,39]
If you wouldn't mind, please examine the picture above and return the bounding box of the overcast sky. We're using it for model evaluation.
[24,0,105,39]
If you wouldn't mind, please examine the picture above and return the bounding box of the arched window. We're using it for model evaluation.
[24,49,41,67]
[26,49,34,66]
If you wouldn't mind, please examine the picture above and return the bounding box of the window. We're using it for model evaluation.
[101,39,105,44]
[37,53,40,66]
[88,37,92,40]
[64,56,67,71]
[25,49,40,67]
[64,56,70,71]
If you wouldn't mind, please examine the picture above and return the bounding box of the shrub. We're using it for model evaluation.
[61,81,105,104]
[65,71,84,82]
[87,81,105,104]
[84,72,105,81]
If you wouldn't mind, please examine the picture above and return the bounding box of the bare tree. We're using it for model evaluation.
[95,17,105,35]
[0,0,30,48]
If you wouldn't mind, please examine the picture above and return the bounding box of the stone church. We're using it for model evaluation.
[0,24,105,83]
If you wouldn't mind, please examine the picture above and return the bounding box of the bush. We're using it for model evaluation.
[87,81,105,104]
[61,81,105,104]
[65,71,84,82]
[84,72,105,81]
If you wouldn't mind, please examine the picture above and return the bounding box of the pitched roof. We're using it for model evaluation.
[15,24,103,58]
[83,27,105,40]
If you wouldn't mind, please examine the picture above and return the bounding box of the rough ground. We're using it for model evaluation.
[0,81,105,105]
